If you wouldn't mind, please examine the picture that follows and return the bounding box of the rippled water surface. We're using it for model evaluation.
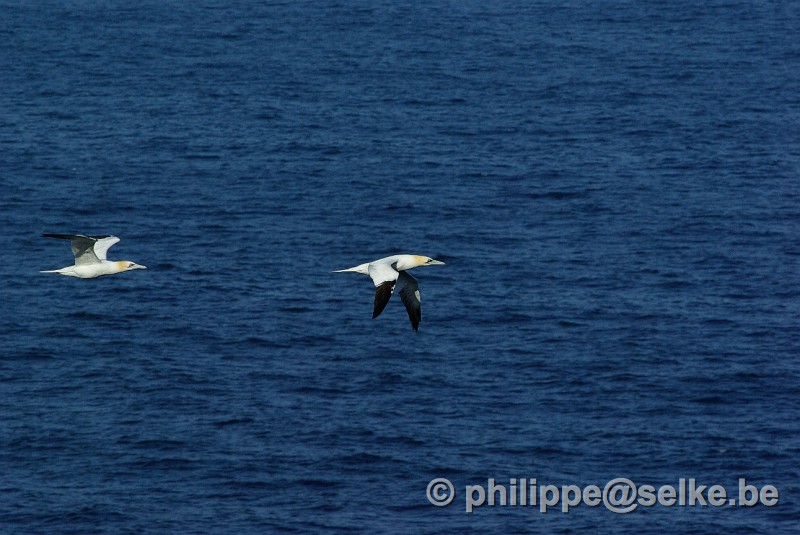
[1,1,798,533]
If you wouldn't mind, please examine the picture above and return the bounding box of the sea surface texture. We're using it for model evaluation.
[1,1,798,533]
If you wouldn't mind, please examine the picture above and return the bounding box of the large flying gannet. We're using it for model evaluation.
[334,254,445,331]
[41,234,147,278]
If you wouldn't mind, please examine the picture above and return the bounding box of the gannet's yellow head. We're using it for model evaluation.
[413,255,446,267]
[115,260,147,272]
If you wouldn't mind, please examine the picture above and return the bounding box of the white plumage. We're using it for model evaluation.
[334,254,445,331]
[41,233,147,279]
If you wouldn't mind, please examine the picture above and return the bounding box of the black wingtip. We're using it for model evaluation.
[407,306,421,332]
[41,233,112,240]
[372,280,395,319]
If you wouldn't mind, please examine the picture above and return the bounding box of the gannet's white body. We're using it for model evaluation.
[41,234,147,279]
[334,254,445,331]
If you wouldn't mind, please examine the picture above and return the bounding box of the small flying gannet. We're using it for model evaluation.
[334,254,445,331]
[41,233,147,279]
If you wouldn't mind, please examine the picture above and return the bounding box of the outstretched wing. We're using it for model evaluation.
[369,261,400,319]
[92,236,120,261]
[372,280,395,319]
[42,233,117,265]
[396,271,421,331]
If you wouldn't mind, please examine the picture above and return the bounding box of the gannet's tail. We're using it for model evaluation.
[333,262,370,275]
[40,268,69,275]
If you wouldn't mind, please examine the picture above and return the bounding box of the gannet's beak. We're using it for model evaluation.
[428,259,445,266]
[132,263,147,270]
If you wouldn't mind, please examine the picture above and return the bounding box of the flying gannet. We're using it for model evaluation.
[41,233,147,279]
[334,254,445,331]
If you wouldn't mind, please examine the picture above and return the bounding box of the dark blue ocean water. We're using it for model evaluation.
[1,1,799,533]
